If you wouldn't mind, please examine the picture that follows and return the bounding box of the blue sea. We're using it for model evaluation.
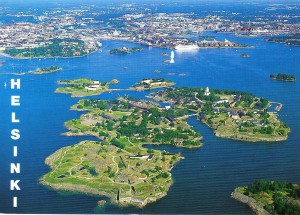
[0,1,300,214]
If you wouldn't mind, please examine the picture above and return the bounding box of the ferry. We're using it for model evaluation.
[175,44,199,51]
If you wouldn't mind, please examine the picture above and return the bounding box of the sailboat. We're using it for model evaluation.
[170,51,175,64]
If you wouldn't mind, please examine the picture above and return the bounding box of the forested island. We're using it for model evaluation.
[33,66,62,74]
[55,78,119,97]
[149,87,290,142]
[3,38,98,59]
[110,46,143,54]
[40,96,202,208]
[265,34,300,46]
[270,73,296,82]
[232,180,300,214]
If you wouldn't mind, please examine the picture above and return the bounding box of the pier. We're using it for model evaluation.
[269,102,283,112]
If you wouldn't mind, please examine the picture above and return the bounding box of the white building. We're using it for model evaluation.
[204,87,210,96]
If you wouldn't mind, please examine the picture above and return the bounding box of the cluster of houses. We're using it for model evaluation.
[0,20,101,53]
[133,78,173,91]
[85,80,101,91]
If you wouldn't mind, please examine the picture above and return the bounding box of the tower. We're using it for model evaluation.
[204,87,210,96]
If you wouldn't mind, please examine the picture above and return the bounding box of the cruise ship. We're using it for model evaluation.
[175,44,199,51]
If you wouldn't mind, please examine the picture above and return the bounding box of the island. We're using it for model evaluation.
[148,87,290,142]
[130,78,175,91]
[40,97,203,208]
[110,46,143,54]
[240,53,250,58]
[55,78,119,97]
[33,66,62,74]
[270,73,296,82]
[232,179,300,214]
[3,38,99,59]
[265,34,300,46]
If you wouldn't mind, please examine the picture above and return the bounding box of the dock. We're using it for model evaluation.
[269,102,283,112]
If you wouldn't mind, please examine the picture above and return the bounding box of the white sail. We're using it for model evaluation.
[170,51,175,63]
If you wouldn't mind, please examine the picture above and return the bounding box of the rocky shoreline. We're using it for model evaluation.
[40,168,172,208]
[215,131,287,142]
[231,188,270,215]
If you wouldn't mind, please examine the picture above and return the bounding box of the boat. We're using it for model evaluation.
[170,50,175,63]
[175,44,199,51]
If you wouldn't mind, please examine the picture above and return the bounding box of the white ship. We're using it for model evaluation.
[175,44,199,51]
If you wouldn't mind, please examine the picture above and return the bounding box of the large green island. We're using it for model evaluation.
[148,87,290,142]
[40,96,203,208]
[232,179,300,214]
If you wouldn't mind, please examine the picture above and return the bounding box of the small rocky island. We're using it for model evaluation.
[240,53,250,58]
[55,78,119,97]
[33,66,62,74]
[270,73,296,82]
[130,78,175,91]
[110,46,143,54]
[232,180,300,214]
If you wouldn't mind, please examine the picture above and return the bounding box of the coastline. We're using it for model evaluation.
[0,37,253,61]
[39,175,172,208]
[0,47,100,60]
[214,131,288,142]
[231,188,270,215]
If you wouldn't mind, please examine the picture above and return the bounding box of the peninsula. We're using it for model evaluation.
[55,78,119,97]
[148,87,290,142]
[265,34,300,46]
[40,97,203,208]
[4,38,100,59]
[232,179,300,214]
[270,73,296,82]
[33,66,62,74]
